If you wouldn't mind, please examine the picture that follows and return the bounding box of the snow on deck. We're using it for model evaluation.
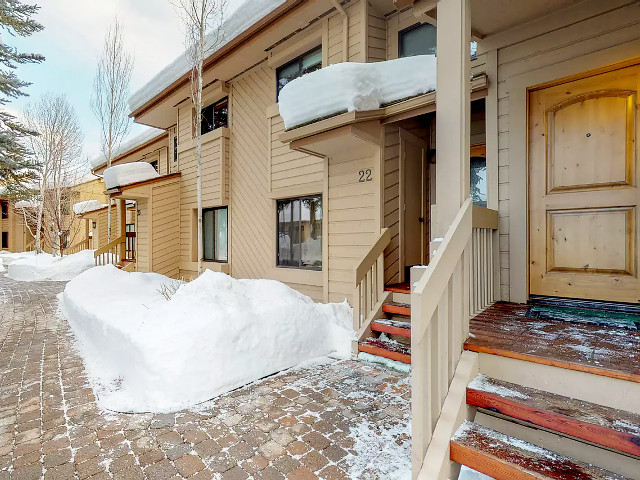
[103,162,160,190]
[278,55,437,130]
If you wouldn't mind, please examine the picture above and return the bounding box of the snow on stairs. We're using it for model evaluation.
[466,375,640,459]
[358,283,412,364]
[451,421,632,480]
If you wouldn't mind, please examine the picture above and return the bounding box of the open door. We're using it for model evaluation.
[400,128,429,282]
[529,65,640,304]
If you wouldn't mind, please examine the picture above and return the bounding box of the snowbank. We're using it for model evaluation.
[278,55,437,129]
[129,0,286,113]
[103,162,159,190]
[7,250,96,282]
[60,267,353,413]
[73,200,107,215]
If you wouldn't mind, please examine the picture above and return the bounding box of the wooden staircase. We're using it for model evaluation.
[446,303,640,479]
[358,282,412,365]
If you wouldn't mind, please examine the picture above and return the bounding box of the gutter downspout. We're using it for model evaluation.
[330,0,349,62]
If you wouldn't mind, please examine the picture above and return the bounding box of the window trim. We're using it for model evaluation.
[398,22,437,58]
[202,206,228,263]
[275,45,322,101]
[276,194,323,271]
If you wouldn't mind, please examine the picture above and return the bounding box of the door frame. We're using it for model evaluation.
[399,127,428,283]
[526,57,640,302]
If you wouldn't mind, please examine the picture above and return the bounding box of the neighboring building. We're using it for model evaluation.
[0,197,33,252]
[94,1,640,478]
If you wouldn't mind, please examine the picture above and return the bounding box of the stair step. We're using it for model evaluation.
[451,421,631,480]
[371,319,411,338]
[382,302,411,316]
[358,337,411,364]
[467,375,640,458]
[385,283,410,294]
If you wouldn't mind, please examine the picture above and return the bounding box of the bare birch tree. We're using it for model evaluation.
[19,93,84,256]
[91,18,133,243]
[172,0,227,275]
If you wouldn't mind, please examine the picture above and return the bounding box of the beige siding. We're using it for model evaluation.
[492,2,640,301]
[367,8,387,62]
[383,125,400,284]
[136,199,149,273]
[328,154,378,304]
[327,0,365,65]
[229,63,274,280]
[151,180,180,278]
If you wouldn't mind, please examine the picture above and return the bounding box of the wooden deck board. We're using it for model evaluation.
[465,303,640,383]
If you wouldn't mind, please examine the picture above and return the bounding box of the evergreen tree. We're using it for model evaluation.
[0,0,44,193]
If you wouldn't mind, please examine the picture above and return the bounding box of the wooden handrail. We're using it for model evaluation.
[67,239,90,254]
[413,198,473,342]
[354,228,390,286]
[94,235,126,259]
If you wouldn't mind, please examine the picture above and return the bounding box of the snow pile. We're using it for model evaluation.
[90,128,165,169]
[278,55,437,129]
[129,0,286,113]
[0,250,36,268]
[459,466,495,480]
[103,162,159,190]
[7,250,95,282]
[14,199,38,209]
[73,200,107,215]
[60,267,353,413]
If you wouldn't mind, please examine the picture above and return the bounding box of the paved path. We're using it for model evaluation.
[0,277,411,479]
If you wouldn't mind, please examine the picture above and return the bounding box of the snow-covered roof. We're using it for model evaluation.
[14,200,39,209]
[129,0,286,114]
[90,127,166,169]
[103,162,160,190]
[278,55,438,130]
[73,200,108,215]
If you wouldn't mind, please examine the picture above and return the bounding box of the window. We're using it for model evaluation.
[470,156,487,207]
[277,195,322,269]
[399,23,437,58]
[149,160,158,172]
[1,232,7,249]
[276,46,322,99]
[1,202,7,219]
[203,207,228,262]
[201,97,228,135]
[173,136,178,163]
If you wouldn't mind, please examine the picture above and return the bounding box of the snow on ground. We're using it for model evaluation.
[73,200,107,215]
[459,466,495,480]
[278,55,437,129]
[7,250,96,282]
[0,250,37,272]
[60,266,354,413]
[103,162,159,190]
[358,351,411,374]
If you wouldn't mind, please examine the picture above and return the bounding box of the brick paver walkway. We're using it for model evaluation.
[0,277,411,479]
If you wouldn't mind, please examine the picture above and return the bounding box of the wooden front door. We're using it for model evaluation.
[400,128,428,281]
[529,65,640,304]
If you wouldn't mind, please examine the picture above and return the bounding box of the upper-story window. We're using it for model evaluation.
[399,23,437,58]
[149,160,159,172]
[1,201,8,219]
[201,97,228,135]
[276,46,322,100]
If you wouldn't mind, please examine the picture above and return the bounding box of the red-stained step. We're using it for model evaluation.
[385,283,411,294]
[451,421,632,480]
[466,375,640,459]
[358,337,411,364]
[382,302,411,317]
[371,319,411,338]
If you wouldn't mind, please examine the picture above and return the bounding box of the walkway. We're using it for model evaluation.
[0,277,411,480]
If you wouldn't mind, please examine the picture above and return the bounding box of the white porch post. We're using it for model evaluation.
[435,0,471,237]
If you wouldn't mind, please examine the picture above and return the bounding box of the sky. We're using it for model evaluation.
[8,0,244,167]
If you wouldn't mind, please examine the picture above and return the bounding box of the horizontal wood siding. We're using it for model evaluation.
[383,125,400,284]
[368,8,386,62]
[151,180,180,278]
[328,154,378,304]
[327,0,365,64]
[136,199,149,273]
[493,3,640,301]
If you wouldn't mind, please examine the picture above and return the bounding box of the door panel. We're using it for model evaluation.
[529,66,640,303]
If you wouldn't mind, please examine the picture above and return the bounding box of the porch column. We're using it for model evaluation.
[434,0,471,237]
[116,199,126,260]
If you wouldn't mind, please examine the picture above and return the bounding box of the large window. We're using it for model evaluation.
[277,195,322,270]
[203,207,228,262]
[1,202,7,219]
[399,23,437,58]
[200,97,228,135]
[276,46,322,99]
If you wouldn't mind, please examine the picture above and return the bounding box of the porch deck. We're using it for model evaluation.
[465,302,640,383]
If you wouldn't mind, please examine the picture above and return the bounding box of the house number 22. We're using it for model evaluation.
[359,169,373,182]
